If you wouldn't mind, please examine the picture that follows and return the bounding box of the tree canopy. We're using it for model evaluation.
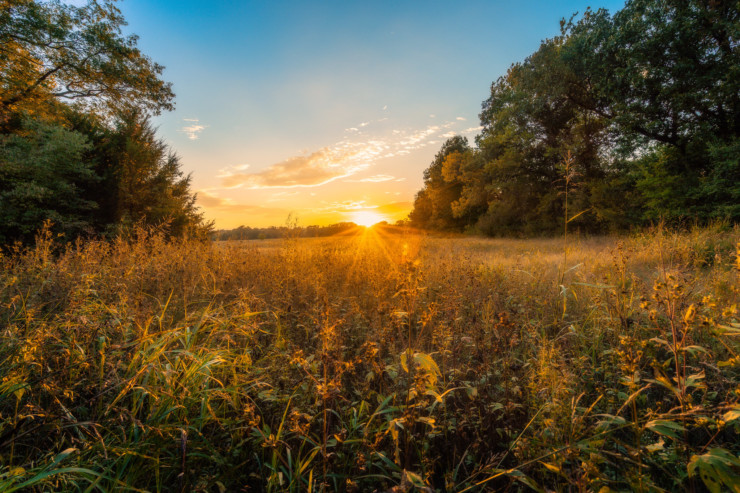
[0,0,208,244]
[409,0,740,235]
[0,117,96,243]
[0,0,174,125]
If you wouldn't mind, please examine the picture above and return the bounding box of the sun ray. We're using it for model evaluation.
[350,210,388,227]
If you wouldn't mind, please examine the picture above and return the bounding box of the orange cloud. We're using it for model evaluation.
[344,174,396,183]
[197,191,288,215]
[221,144,380,189]
[314,200,372,213]
[218,118,470,191]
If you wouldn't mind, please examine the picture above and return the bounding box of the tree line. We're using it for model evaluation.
[0,0,210,245]
[214,222,360,241]
[410,0,739,235]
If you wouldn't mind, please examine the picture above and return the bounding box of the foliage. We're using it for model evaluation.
[0,0,174,124]
[88,110,211,238]
[409,0,740,234]
[0,117,97,243]
[0,224,737,491]
[0,1,209,244]
[410,136,471,231]
[215,222,360,241]
[0,110,211,244]
[565,0,740,221]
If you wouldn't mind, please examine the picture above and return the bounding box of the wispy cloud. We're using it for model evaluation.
[315,200,374,213]
[399,126,439,149]
[217,118,476,190]
[217,164,249,178]
[344,174,396,183]
[383,120,457,155]
[463,126,483,133]
[197,191,287,215]
[180,118,207,140]
[267,191,301,202]
[456,116,466,121]
[345,118,384,134]
[221,142,384,189]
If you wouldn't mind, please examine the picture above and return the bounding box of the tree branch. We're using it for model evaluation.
[0,63,67,108]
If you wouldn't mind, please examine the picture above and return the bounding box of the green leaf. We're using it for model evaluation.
[684,371,706,389]
[682,345,710,357]
[595,414,627,432]
[715,324,740,336]
[649,337,672,348]
[401,469,432,492]
[645,374,680,399]
[506,469,545,493]
[645,419,685,440]
[688,448,740,493]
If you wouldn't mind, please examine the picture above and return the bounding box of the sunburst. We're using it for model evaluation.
[350,210,388,227]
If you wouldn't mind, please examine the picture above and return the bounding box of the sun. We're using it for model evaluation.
[350,210,388,227]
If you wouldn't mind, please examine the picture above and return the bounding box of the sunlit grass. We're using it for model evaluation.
[0,223,738,491]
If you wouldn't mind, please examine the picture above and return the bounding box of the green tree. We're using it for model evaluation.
[563,1,740,221]
[92,110,210,237]
[411,0,739,234]
[0,117,97,243]
[0,0,174,125]
[409,136,469,231]
[472,36,613,236]
[0,1,210,244]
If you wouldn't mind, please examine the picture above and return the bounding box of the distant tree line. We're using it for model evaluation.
[214,222,361,241]
[0,0,210,245]
[410,0,739,235]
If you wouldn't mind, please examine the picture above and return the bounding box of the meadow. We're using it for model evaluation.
[0,224,739,492]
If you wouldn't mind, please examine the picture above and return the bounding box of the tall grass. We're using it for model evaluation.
[0,223,738,491]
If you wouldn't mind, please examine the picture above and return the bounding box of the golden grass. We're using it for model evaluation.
[0,223,738,491]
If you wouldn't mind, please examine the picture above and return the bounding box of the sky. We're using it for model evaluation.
[117,0,626,229]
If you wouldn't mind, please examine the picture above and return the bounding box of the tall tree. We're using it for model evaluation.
[409,0,740,234]
[409,136,470,231]
[563,1,740,220]
[0,1,211,244]
[471,36,613,235]
[0,0,174,125]
[0,117,97,243]
[91,110,209,237]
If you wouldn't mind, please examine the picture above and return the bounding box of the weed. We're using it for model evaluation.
[0,224,738,491]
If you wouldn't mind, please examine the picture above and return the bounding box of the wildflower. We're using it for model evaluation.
[261,433,278,449]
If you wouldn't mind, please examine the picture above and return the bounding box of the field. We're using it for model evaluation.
[1,224,739,492]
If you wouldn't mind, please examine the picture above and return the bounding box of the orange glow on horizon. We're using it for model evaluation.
[197,191,413,229]
[350,210,388,227]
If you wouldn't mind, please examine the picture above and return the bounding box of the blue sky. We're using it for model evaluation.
[118,0,626,228]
